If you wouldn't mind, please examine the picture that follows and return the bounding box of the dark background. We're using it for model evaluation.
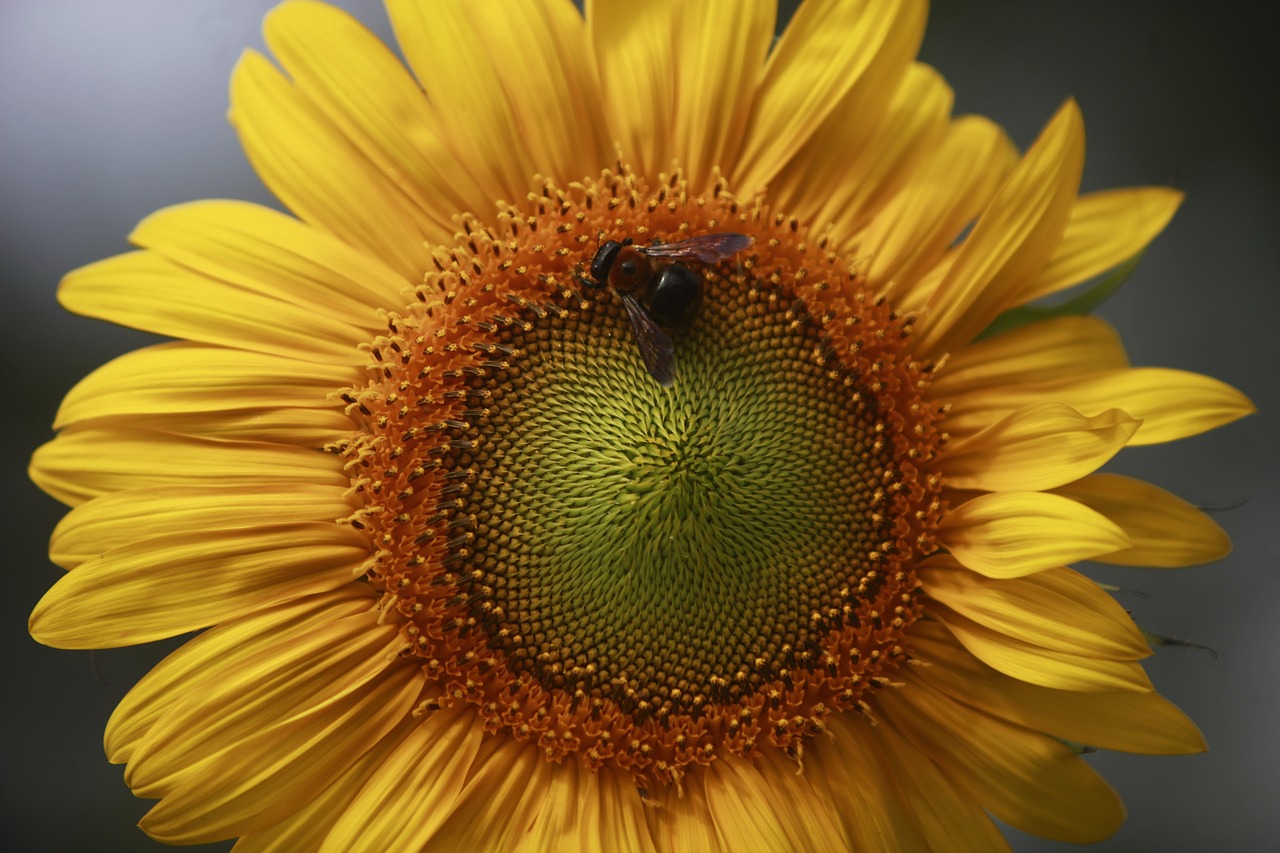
[2,2,1275,850]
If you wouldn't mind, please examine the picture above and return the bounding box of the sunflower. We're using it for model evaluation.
[29,0,1254,850]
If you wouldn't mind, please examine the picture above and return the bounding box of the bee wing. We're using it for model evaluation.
[621,293,676,387]
[638,233,753,264]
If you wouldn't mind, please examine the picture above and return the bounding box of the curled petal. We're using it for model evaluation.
[938,491,1130,578]
[937,402,1140,492]
[945,367,1256,446]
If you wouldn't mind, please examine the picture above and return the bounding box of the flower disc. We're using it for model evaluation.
[348,169,945,786]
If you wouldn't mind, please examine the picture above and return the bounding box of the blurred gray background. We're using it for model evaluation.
[2,1,1275,850]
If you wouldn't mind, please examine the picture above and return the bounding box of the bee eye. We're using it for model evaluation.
[589,240,624,284]
[620,259,639,277]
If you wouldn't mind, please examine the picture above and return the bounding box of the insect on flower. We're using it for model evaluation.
[576,233,753,386]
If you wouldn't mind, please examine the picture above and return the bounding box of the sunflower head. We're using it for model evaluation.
[342,165,949,789]
[29,0,1253,849]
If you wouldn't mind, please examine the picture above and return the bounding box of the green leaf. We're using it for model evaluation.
[975,251,1146,341]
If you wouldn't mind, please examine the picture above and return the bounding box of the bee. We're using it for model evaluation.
[575,233,752,386]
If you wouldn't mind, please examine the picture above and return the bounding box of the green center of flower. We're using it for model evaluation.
[456,272,893,715]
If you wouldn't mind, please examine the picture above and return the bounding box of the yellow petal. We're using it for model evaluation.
[105,587,374,764]
[937,402,1140,491]
[229,50,431,280]
[139,662,420,844]
[1054,474,1233,567]
[263,0,490,234]
[644,769,720,852]
[886,218,956,312]
[580,770,658,853]
[121,407,353,446]
[868,717,1011,851]
[1019,187,1183,304]
[669,0,775,189]
[58,251,371,364]
[878,671,1127,843]
[422,740,551,851]
[390,0,605,201]
[733,0,926,197]
[131,200,408,315]
[30,428,345,507]
[586,0,680,179]
[509,766,583,853]
[929,605,1154,692]
[127,609,402,797]
[55,342,355,431]
[771,59,945,247]
[928,315,1128,400]
[945,367,1256,446]
[822,63,960,246]
[319,707,484,853]
[55,345,355,445]
[911,620,1208,755]
[233,715,418,853]
[51,483,354,570]
[30,523,369,649]
[919,564,1150,659]
[706,753,824,845]
[915,100,1084,356]
[751,750,851,852]
[510,760,591,853]
[804,717,930,851]
[861,115,1016,296]
[939,491,1130,578]
[589,0,776,189]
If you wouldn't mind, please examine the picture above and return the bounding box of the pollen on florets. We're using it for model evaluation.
[337,165,946,790]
